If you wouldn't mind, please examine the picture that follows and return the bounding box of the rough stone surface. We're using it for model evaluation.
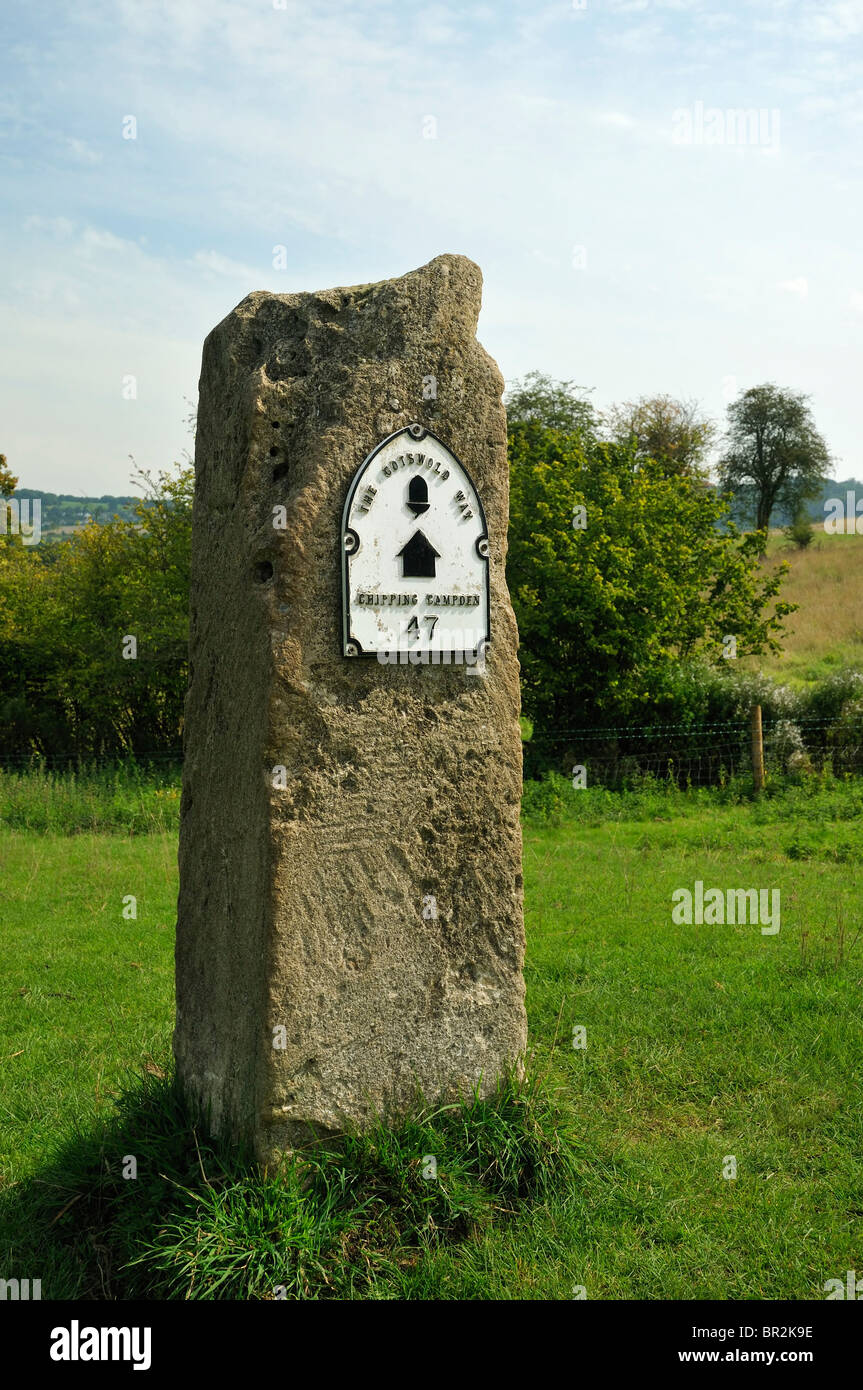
[174,253,526,1164]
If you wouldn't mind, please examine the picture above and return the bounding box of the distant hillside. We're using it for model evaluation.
[726,477,863,528]
[10,488,141,532]
[15,475,860,536]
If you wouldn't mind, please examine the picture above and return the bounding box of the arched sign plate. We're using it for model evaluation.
[341,424,490,659]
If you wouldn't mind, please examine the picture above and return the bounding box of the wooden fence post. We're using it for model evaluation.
[751,704,765,792]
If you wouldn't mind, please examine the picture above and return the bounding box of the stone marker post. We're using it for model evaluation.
[174,254,526,1165]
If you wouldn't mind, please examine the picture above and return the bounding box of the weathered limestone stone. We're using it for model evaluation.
[174,254,526,1165]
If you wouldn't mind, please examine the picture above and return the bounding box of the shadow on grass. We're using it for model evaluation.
[0,1061,581,1300]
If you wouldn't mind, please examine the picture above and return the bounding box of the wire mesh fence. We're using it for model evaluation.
[0,717,860,790]
[522,715,863,787]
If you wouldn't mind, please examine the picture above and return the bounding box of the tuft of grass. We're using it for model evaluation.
[0,1064,579,1301]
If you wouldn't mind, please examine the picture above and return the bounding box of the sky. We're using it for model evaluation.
[1,0,862,495]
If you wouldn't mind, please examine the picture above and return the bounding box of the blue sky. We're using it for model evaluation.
[2,0,861,494]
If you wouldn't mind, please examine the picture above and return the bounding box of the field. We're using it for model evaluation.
[754,530,863,683]
[1,771,861,1299]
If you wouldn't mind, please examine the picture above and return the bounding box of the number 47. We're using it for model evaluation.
[407,615,438,638]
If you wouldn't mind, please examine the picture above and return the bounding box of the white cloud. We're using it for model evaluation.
[191,249,261,280]
[65,137,102,165]
[594,111,637,130]
[79,226,138,255]
[777,277,809,298]
[22,215,77,239]
[805,1,863,41]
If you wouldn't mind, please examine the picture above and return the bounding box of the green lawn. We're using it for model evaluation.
[1,778,861,1299]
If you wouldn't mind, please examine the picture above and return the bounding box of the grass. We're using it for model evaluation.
[0,762,181,835]
[2,1070,576,1300]
[1,767,862,1298]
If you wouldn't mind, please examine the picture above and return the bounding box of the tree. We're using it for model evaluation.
[0,454,18,496]
[719,384,831,536]
[507,421,795,735]
[0,461,193,757]
[505,371,597,438]
[784,503,815,550]
[604,394,716,478]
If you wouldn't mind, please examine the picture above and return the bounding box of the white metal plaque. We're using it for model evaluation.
[342,424,490,660]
